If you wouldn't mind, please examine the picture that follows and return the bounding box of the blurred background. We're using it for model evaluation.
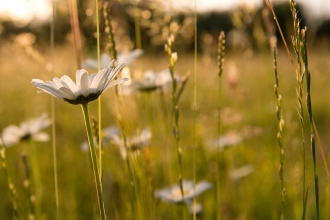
[1,0,330,54]
[1,0,330,219]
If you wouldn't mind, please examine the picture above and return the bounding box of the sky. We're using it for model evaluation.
[0,0,329,26]
[0,0,52,26]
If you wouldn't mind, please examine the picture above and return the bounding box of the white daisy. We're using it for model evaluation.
[110,127,152,159]
[80,125,119,151]
[154,180,212,204]
[0,113,51,147]
[81,49,144,69]
[31,60,127,105]
[120,69,181,95]
[207,132,243,151]
[230,164,254,181]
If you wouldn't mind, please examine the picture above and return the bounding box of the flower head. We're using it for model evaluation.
[120,69,181,95]
[0,113,51,147]
[207,132,243,151]
[32,61,127,105]
[80,125,119,151]
[111,127,152,159]
[154,180,212,204]
[230,164,254,181]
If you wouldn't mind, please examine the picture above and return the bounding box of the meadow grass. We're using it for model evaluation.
[1,1,330,219]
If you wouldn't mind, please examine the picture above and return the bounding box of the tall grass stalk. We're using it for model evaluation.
[21,154,35,219]
[26,141,42,218]
[165,35,185,219]
[51,0,59,218]
[103,2,117,60]
[0,129,23,220]
[267,1,327,218]
[288,3,307,212]
[68,0,82,69]
[192,1,197,219]
[94,0,103,179]
[133,0,142,49]
[216,31,225,220]
[273,46,286,219]
[81,103,106,220]
[301,28,319,219]
[103,4,141,218]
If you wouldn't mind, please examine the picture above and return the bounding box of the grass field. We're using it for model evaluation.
[1,1,330,220]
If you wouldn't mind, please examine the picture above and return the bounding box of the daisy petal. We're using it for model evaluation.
[53,77,63,87]
[33,83,64,99]
[89,73,97,84]
[58,87,77,100]
[103,78,128,92]
[60,75,78,92]
[76,69,87,85]
[108,63,126,82]
[32,132,50,142]
[90,67,110,91]
[79,71,90,96]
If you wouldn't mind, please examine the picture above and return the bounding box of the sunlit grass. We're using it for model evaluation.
[1,2,330,218]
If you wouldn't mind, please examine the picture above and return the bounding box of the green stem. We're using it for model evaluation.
[217,77,222,220]
[95,0,103,181]
[50,0,60,218]
[0,147,24,220]
[28,141,42,218]
[193,1,197,218]
[302,28,319,220]
[81,103,106,220]
[134,0,142,49]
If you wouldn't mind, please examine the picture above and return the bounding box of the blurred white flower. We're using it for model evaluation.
[81,49,144,69]
[0,113,51,147]
[120,69,180,95]
[230,164,254,181]
[154,180,212,204]
[32,61,127,105]
[207,132,243,151]
[80,125,119,151]
[188,202,203,215]
[80,126,151,159]
[111,127,152,159]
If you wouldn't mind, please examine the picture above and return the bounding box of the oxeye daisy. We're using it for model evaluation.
[31,60,128,105]
[154,180,212,204]
[120,69,181,95]
[31,60,127,219]
[0,113,51,147]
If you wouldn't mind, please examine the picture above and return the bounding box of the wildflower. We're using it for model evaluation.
[31,61,127,105]
[229,164,254,181]
[188,202,203,215]
[120,69,180,95]
[208,132,243,151]
[111,127,152,159]
[81,49,144,69]
[154,180,212,204]
[80,125,119,151]
[0,113,51,147]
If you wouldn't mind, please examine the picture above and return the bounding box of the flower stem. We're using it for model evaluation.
[81,103,106,220]
[50,0,60,217]
[273,46,286,219]
[95,0,103,183]
[217,31,225,220]
[301,28,319,220]
[0,146,23,220]
[28,140,42,219]
[165,35,185,219]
